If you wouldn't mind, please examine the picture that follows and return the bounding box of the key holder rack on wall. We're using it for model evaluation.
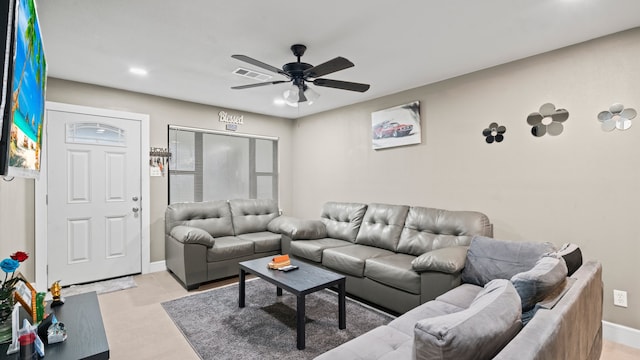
[150,147,171,176]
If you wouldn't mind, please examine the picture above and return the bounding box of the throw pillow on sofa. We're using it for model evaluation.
[413,279,522,360]
[546,243,583,276]
[510,256,568,311]
[461,235,556,286]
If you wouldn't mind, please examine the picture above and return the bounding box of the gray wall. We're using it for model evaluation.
[291,28,640,329]
[0,178,35,280]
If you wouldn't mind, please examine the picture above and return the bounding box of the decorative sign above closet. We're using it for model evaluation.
[219,111,244,125]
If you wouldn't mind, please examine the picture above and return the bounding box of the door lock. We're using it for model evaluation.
[132,196,139,201]
[132,207,139,213]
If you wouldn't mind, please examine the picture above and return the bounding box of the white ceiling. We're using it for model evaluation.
[36,0,640,119]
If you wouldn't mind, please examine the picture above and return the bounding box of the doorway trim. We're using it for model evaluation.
[35,101,150,291]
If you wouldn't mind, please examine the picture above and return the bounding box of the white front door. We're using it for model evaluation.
[46,108,142,286]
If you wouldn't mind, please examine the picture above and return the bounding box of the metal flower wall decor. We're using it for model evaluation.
[526,103,569,137]
[482,122,506,144]
[597,103,636,131]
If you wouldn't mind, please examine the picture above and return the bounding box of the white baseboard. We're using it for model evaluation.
[603,321,640,349]
[148,260,167,273]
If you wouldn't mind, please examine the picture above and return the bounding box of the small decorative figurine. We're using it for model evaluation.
[50,281,64,307]
[47,321,67,344]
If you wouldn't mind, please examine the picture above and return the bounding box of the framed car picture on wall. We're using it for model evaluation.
[371,101,421,150]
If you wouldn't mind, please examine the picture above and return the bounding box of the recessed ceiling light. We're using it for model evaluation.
[129,67,148,76]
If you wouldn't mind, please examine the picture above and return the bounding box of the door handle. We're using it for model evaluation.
[132,207,139,213]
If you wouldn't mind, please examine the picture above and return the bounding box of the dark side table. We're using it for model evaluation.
[0,291,109,360]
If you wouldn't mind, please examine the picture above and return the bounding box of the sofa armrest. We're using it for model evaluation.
[267,216,327,240]
[412,246,468,274]
[170,226,215,247]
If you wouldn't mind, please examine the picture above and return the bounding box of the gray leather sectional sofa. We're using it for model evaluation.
[165,198,281,289]
[272,201,493,314]
[316,236,603,360]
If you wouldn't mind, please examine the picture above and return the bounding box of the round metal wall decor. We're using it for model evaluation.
[482,122,506,144]
[597,103,636,131]
[526,103,569,137]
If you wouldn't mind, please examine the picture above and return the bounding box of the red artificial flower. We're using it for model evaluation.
[10,251,28,263]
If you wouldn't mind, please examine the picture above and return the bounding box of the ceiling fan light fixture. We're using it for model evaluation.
[283,90,299,107]
[304,86,320,105]
[284,84,300,107]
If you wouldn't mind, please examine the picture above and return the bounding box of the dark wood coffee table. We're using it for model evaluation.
[239,256,346,350]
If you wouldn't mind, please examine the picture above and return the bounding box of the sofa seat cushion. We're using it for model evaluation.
[461,235,556,287]
[434,283,483,309]
[206,236,254,262]
[290,238,352,263]
[237,232,281,253]
[388,299,463,336]
[322,245,394,277]
[413,279,523,360]
[364,254,421,294]
[314,326,412,360]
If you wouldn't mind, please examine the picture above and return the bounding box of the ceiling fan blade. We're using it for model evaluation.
[231,55,286,75]
[303,57,354,78]
[313,78,370,92]
[231,80,287,90]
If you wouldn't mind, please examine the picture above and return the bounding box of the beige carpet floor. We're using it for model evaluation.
[94,271,640,360]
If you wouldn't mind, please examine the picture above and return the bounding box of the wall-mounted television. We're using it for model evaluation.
[0,0,47,178]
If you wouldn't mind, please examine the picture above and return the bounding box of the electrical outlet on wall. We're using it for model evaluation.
[613,289,628,308]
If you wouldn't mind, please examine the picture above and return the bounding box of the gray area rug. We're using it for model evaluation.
[62,276,137,297]
[162,279,394,360]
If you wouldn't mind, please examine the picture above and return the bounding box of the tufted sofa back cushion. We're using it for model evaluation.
[320,202,368,242]
[229,198,279,235]
[165,200,234,237]
[397,207,493,256]
[355,203,409,251]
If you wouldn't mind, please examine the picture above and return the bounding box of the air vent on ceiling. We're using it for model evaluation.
[233,67,272,82]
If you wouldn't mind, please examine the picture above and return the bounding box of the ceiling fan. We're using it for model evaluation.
[231,44,370,105]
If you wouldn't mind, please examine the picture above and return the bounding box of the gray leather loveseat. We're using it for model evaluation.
[165,198,281,290]
[270,202,493,314]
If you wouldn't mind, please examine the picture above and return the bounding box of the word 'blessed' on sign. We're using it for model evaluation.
[219,111,244,125]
